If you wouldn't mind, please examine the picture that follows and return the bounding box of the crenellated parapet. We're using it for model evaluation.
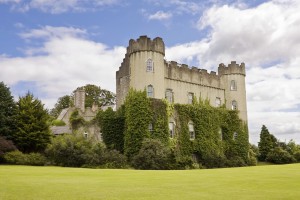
[165,61,220,87]
[218,61,246,76]
[127,35,165,56]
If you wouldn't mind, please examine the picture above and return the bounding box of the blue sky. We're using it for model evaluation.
[0,0,299,144]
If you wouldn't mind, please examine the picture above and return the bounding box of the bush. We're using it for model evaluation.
[266,147,296,164]
[293,151,300,162]
[3,150,47,166]
[132,139,173,170]
[0,136,17,163]
[51,120,66,126]
[226,156,247,167]
[45,133,94,167]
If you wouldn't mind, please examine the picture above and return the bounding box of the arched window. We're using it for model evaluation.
[230,80,237,91]
[146,59,153,72]
[232,100,237,110]
[169,122,175,138]
[188,122,195,140]
[219,128,223,141]
[147,85,154,98]
[233,132,238,140]
[165,89,173,103]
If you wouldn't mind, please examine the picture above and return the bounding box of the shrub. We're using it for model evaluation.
[0,136,17,163]
[3,150,47,166]
[226,156,247,167]
[45,133,95,167]
[51,120,66,126]
[266,147,296,164]
[293,151,300,162]
[132,139,173,170]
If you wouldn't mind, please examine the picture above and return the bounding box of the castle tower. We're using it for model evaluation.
[116,36,165,108]
[218,61,247,122]
[74,88,85,112]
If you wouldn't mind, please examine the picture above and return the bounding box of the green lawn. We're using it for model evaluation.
[1,164,300,200]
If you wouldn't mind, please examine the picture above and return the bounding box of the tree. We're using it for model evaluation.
[76,84,115,108]
[13,92,51,153]
[49,95,71,118]
[0,82,17,139]
[258,125,277,161]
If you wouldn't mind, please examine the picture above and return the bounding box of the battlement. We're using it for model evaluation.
[127,35,165,56]
[165,61,220,87]
[218,61,246,76]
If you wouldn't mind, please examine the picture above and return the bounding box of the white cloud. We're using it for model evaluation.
[148,11,172,20]
[0,26,126,108]
[165,0,300,143]
[0,0,120,13]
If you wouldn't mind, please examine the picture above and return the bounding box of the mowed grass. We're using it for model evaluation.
[1,164,300,200]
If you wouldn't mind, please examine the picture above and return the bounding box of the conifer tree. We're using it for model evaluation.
[0,82,17,139]
[258,125,277,161]
[14,92,51,153]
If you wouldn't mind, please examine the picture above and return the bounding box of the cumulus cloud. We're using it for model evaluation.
[0,0,120,13]
[0,26,126,108]
[148,11,172,21]
[165,0,300,143]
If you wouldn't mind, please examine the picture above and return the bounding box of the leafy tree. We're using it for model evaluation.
[76,84,115,108]
[0,136,17,163]
[50,95,71,118]
[0,82,17,138]
[13,92,51,153]
[69,110,85,131]
[258,125,277,161]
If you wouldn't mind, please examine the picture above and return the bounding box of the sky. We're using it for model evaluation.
[0,0,299,144]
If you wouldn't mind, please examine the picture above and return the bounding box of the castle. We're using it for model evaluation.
[116,36,247,122]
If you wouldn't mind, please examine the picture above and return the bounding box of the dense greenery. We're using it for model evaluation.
[96,107,125,153]
[13,93,51,153]
[49,95,71,118]
[0,136,17,163]
[257,125,300,164]
[0,82,17,139]
[124,89,152,159]
[45,133,126,168]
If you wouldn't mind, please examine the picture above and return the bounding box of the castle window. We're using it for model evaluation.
[165,89,173,103]
[231,100,238,110]
[146,59,153,72]
[215,97,221,107]
[148,123,153,132]
[230,80,237,91]
[147,85,154,98]
[84,132,88,139]
[219,128,223,141]
[233,132,238,140]
[188,122,195,140]
[169,122,175,138]
[188,93,194,104]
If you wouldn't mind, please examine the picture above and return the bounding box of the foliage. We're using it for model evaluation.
[76,84,116,108]
[51,119,66,126]
[3,150,47,166]
[0,136,17,163]
[69,110,85,131]
[124,88,152,159]
[266,147,296,164]
[49,95,71,118]
[0,82,17,139]
[96,107,125,153]
[45,133,95,167]
[131,139,173,170]
[258,125,277,161]
[13,92,51,153]
[247,144,258,166]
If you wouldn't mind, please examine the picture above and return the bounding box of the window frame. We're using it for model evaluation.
[188,92,194,104]
[231,100,238,110]
[169,122,175,138]
[146,58,154,72]
[165,89,173,103]
[147,85,154,98]
[188,122,195,140]
[230,80,237,91]
[215,97,221,107]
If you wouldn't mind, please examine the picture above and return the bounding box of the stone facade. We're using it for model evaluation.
[116,36,247,122]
